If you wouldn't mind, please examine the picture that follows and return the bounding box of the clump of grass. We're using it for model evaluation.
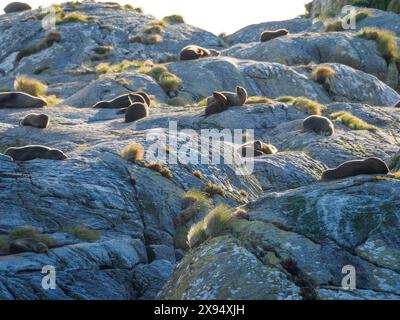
[292,97,327,115]
[95,60,144,74]
[195,98,208,108]
[139,65,183,96]
[330,111,378,131]
[203,205,234,238]
[162,14,185,24]
[143,25,164,34]
[174,225,190,249]
[140,34,163,45]
[9,226,55,247]
[45,95,64,106]
[204,182,225,197]
[121,143,144,162]
[16,30,62,62]
[58,12,94,24]
[357,27,399,63]
[393,171,400,179]
[181,190,210,210]
[145,162,173,178]
[193,170,203,179]
[14,76,47,97]
[246,96,274,105]
[311,66,336,84]
[239,190,249,199]
[0,236,9,254]
[124,4,143,13]
[65,225,101,241]
[167,97,187,106]
[187,221,207,249]
[277,96,295,103]
[149,19,167,28]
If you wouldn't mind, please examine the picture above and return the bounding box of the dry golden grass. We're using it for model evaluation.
[121,144,144,162]
[330,111,378,131]
[14,76,47,97]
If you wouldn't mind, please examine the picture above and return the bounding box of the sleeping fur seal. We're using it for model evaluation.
[0,92,47,109]
[5,145,67,161]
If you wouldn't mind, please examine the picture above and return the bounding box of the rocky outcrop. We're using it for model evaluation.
[0,0,399,300]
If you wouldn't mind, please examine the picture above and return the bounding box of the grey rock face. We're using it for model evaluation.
[1,0,399,301]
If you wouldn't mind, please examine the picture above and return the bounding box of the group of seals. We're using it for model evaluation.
[179,45,221,61]
[205,86,248,116]
[92,91,151,123]
[302,115,335,136]
[0,92,47,109]
[20,113,49,128]
[5,145,67,161]
[260,29,289,42]
[322,158,389,180]
[4,2,31,14]
[9,238,48,254]
[239,140,278,158]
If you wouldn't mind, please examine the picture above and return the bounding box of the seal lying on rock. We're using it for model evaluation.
[239,140,278,157]
[302,115,335,136]
[116,92,151,114]
[179,45,221,61]
[4,2,31,14]
[19,113,49,129]
[125,102,149,123]
[5,145,67,161]
[92,93,144,109]
[321,157,389,180]
[0,92,47,109]
[205,86,247,116]
[260,29,289,42]
[9,238,48,254]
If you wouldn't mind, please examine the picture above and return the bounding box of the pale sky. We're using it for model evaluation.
[0,0,309,34]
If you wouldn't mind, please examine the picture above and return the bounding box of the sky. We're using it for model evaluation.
[0,0,310,34]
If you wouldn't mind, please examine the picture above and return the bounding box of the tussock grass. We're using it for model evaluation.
[162,14,185,24]
[277,96,295,103]
[187,221,207,249]
[203,205,233,238]
[65,225,101,241]
[292,97,326,115]
[95,60,143,74]
[204,182,225,197]
[16,30,62,62]
[167,97,188,106]
[193,170,203,179]
[145,162,173,178]
[181,190,210,210]
[121,144,144,162]
[330,111,378,131]
[124,4,143,13]
[139,65,183,95]
[9,227,55,247]
[246,96,274,105]
[310,66,336,84]
[14,76,47,97]
[58,12,94,24]
[357,27,399,63]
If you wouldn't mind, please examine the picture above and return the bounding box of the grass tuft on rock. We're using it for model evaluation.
[124,4,143,13]
[310,66,336,84]
[95,60,144,74]
[162,14,185,24]
[14,76,47,97]
[330,111,378,131]
[246,96,274,105]
[145,162,173,178]
[187,221,207,249]
[167,97,188,106]
[291,97,326,115]
[9,226,55,247]
[203,205,234,238]
[139,65,182,95]
[181,190,210,210]
[58,12,94,24]
[277,96,295,103]
[204,182,225,197]
[121,143,144,162]
[357,27,399,63]
[65,225,101,241]
[193,170,203,179]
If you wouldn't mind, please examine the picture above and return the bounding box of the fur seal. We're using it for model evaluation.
[5,145,67,161]
[0,92,47,109]
[4,2,31,14]
[92,93,144,109]
[303,115,335,136]
[239,140,278,157]
[9,238,48,254]
[125,102,149,123]
[179,45,221,61]
[204,86,248,116]
[260,29,289,42]
[321,157,389,180]
[116,92,151,114]
[19,113,49,129]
